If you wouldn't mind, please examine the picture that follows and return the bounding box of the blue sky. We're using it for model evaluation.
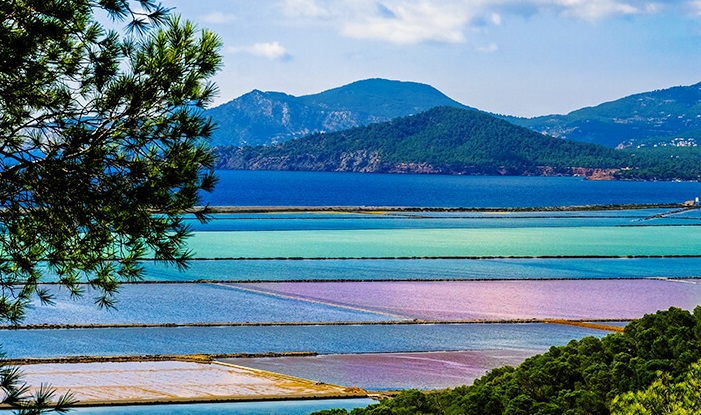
[163,1,701,117]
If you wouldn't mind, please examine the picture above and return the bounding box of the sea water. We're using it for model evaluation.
[202,170,701,207]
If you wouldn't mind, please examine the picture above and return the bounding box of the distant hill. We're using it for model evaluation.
[505,82,701,148]
[216,106,639,178]
[205,79,469,147]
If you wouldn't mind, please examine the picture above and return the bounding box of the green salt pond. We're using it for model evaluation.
[187,226,701,259]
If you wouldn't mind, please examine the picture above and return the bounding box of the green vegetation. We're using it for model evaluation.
[1,0,221,412]
[507,82,701,148]
[216,106,701,180]
[610,360,701,415]
[311,307,701,415]
[618,146,701,180]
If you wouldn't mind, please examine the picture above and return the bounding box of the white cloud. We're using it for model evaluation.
[200,11,237,24]
[228,42,292,60]
[341,2,471,44]
[283,0,333,18]
[689,0,701,14]
[552,0,640,20]
[477,42,499,53]
[280,0,696,45]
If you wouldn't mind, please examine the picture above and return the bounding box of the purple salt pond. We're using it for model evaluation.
[229,279,701,321]
[225,349,538,391]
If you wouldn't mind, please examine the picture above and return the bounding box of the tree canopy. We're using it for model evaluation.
[1,0,221,411]
[0,0,222,321]
[311,307,701,415]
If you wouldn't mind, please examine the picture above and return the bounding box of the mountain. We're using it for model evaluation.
[505,82,701,148]
[215,106,636,178]
[205,79,470,147]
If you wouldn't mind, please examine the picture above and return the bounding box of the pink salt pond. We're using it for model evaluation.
[228,279,701,321]
[226,349,538,391]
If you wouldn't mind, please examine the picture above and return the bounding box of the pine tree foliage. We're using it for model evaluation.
[1,1,221,412]
[0,0,222,322]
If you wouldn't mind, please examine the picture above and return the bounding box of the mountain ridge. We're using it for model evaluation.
[207,78,701,149]
[206,79,469,147]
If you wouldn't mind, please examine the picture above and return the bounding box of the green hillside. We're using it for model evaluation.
[506,82,701,148]
[215,106,701,180]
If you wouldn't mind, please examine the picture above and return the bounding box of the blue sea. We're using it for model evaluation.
[202,170,701,207]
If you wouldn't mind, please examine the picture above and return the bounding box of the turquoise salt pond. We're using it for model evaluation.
[186,226,701,259]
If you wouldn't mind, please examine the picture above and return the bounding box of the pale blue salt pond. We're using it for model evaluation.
[17,283,396,326]
[1,399,376,415]
[0,323,605,359]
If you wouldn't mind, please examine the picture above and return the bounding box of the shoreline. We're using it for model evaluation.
[199,203,691,214]
[0,318,631,332]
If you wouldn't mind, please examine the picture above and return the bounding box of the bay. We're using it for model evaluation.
[202,170,701,208]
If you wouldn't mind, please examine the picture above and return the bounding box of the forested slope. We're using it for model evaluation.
[215,106,701,180]
[312,307,701,415]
